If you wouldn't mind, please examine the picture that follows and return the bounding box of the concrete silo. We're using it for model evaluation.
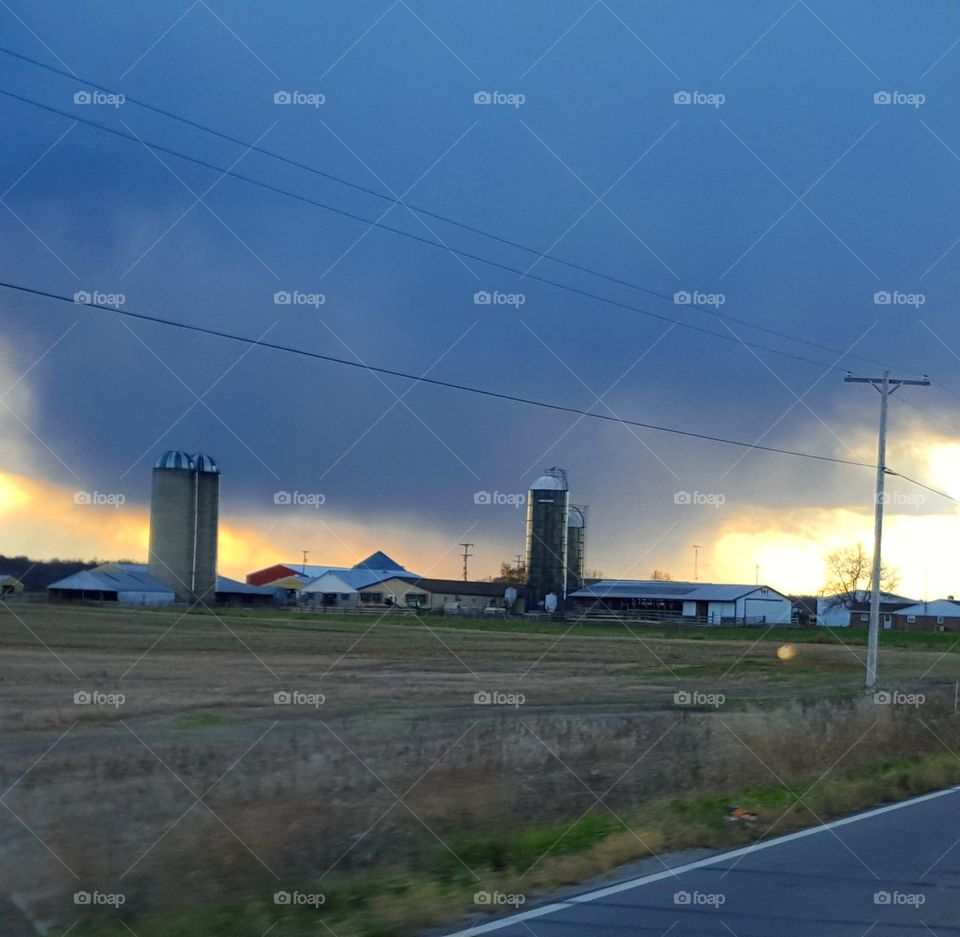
[525,467,569,612]
[566,505,587,595]
[147,450,220,603]
[192,453,220,602]
[148,450,197,602]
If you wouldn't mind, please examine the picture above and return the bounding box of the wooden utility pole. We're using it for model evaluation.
[845,371,929,688]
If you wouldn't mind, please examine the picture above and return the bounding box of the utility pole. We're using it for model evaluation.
[301,550,309,574]
[460,543,474,582]
[845,371,929,688]
[692,544,701,581]
[755,563,760,586]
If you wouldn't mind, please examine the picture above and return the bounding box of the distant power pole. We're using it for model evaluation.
[845,371,929,689]
[692,544,701,581]
[460,543,474,582]
[301,550,309,574]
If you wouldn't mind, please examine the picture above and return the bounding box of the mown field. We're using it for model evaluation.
[2,603,959,937]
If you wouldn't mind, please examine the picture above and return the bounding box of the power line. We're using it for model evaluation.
[5,64,959,455]
[0,86,847,375]
[886,470,955,502]
[1,279,887,472]
[8,280,958,502]
[0,83,927,384]
[0,45,927,378]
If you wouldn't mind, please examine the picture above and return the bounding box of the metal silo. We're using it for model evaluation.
[525,467,569,612]
[148,450,197,602]
[192,453,220,602]
[566,504,587,595]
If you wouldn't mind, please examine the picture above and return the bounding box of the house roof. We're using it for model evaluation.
[569,580,788,602]
[848,598,918,612]
[409,578,525,598]
[262,552,409,581]
[894,599,960,618]
[822,590,916,604]
[301,568,417,592]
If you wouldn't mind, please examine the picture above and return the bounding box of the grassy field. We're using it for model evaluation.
[131,602,960,649]
[1,602,958,936]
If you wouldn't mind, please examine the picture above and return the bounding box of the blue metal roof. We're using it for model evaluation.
[56,564,273,596]
[302,567,418,592]
[353,551,407,571]
[215,576,273,595]
[48,568,175,594]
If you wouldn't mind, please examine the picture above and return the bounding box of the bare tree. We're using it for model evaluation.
[494,561,525,584]
[821,542,900,609]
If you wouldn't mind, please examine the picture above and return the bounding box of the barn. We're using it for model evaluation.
[568,580,792,625]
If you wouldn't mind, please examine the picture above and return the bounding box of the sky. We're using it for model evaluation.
[3,1,960,595]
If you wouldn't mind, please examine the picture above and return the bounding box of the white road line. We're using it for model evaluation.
[441,784,960,935]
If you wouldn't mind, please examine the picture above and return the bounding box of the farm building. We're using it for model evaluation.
[250,552,413,588]
[296,552,419,609]
[814,590,917,627]
[404,578,525,614]
[246,562,338,588]
[48,563,176,605]
[875,598,960,632]
[0,573,24,595]
[48,563,274,607]
[568,580,792,625]
[301,570,420,609]
[212,576,278,607]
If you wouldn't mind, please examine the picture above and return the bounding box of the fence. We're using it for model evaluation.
[569,608,777,627]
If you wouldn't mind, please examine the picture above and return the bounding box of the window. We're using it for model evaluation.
[860,614,869,622]
[359,592,383,604]
[907,615,916,623]
[405,593,428,607]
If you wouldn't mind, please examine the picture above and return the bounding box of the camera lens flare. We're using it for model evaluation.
[777,644,797,661]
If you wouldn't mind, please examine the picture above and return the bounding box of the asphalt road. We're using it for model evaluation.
[442,786,960,936]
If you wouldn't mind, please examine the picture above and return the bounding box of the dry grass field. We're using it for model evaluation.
[2,603,960,936]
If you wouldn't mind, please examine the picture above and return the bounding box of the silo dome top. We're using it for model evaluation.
[567,505,585,528]
[193,452,221,474]
[531,467,568,491]
[154,450,194,470]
